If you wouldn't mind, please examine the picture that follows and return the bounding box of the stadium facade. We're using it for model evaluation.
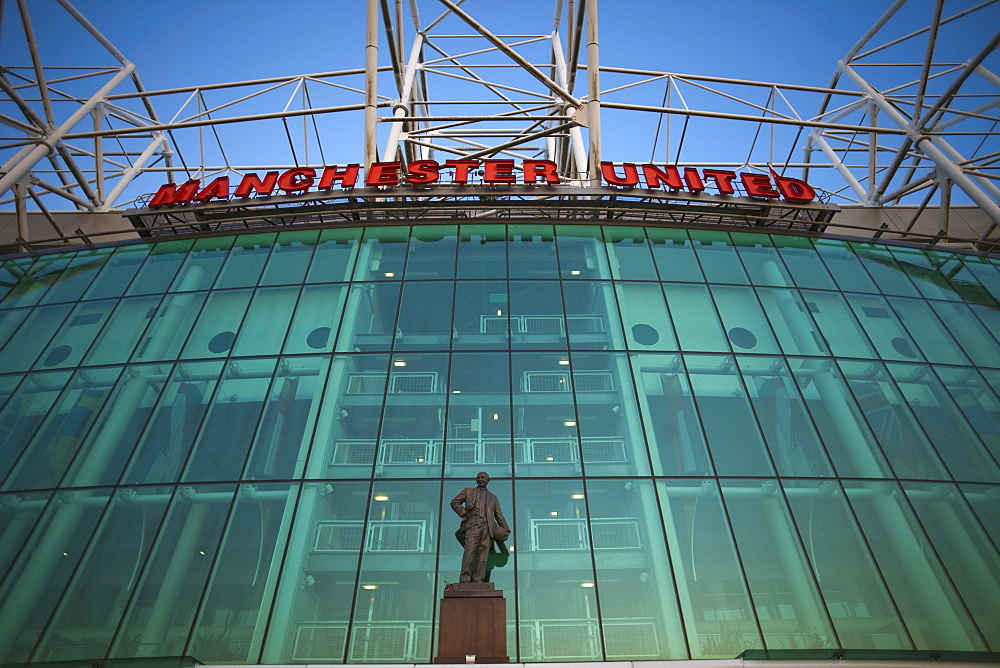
[1,1,999,667]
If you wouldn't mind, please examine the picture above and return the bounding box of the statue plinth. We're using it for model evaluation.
[434,583,509,663]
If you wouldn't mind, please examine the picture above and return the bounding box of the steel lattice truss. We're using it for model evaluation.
[0,0,998,247]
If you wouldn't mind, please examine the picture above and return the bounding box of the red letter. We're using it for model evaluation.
[702,170,737,195]
[366,162,400,187]
[601,162,640,187]
[234,171,279,199]
[149,180,200,208]
[641,164,683,190]
[740,173,780,199]
[523,160,560,184]
[683,168,705,193]
[406,160,441,185]
[277,168,316,193]
[483,160,516,184]
[774,174,816,203]
[318,164,361,189]
[443,160,480,185]
[194,176,230,202]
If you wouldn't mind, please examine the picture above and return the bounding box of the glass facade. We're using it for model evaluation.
[0,223,998,664]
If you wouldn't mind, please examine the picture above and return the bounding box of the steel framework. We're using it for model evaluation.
[0,0,997,248]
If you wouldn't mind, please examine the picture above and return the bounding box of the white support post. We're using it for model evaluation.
[585,0,601,186]
[365,0,380,170]
[383,33,426,162]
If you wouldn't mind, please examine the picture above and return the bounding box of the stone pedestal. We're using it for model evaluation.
[434,583,509,663]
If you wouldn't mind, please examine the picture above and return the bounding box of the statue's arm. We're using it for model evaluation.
[450,490,468,517]
[493,501,509,530]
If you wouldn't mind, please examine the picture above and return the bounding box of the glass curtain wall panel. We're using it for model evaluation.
[0,227,997,665]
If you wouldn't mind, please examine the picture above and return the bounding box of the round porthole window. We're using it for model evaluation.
[42,344,73,367]
[207,331,236,354]
[727,327,758,349]
[890,337,917,358]
[631,324,660,346]
[307,326,332,350]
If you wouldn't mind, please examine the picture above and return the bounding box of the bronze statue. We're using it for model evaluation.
[450,472,510,583]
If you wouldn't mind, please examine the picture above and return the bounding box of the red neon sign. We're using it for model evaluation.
[148,159,816,208]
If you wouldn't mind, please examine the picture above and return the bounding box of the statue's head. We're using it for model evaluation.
[476,471,490,488]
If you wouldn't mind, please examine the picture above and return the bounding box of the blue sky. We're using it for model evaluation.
[3,1,998,206]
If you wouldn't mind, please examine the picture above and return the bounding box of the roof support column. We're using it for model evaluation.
[383,33,425,162]
[585,0,601,185]
[365,0,380,170]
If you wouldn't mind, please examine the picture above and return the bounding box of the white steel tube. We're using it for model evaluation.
[0,63,135,198]
[365,0,380,170]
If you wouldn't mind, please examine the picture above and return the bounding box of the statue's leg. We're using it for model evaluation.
[471,527,491,582]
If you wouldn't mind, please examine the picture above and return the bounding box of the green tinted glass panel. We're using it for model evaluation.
[631,353,713,476]
[110,484,237,659]
[838,359,949,480]
[563,280,623,350]
[710,285,780,354]
[127,239,195,295]
[886,362,999,482]
[509,280,567,350]
[512,352,580,477]
[851,243,920,297]
[376,352,448,478]
[214,232,277,289]
[663,284,728,352]
[284,284,349,354]
[690,230,748,284]
[572,351,650,476]
[772,236,836,289]
[781,479,912,650]
[647,227,704,282]
[445,352,512,479]
[34,485,172,662]
[187,482,298,664]
[307,227,361,283]
[935,366,1000,464]
[168,236,233,292]
[0,488,112,661]
[903,480,1000,647]
[307,354,389,480]
[721,479,836,650]
[232,286,298,356]
[334,283,401,352]
[615,282,678,351]
[843,480,987,651]
[508,225,557,278]
[38,248,110,305]
[737,356,833,477]
[394,280,455,350]
[457,224,507,279]
[658,479,760,659]
[453,279,509,350]
[405,224,457,280]
[82,243,151,300]
[813,239,877,293]
[787,357,892,478]
[514,478,600,661]
[353,226,410,281]
[556,225,607,280]
[587,478,686,659]
[686,354,774,476]
[259,229,319,285]
[348,481,442,663]
[262,480,368,663]
[604,226,658,280]
[121,359,225,485]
